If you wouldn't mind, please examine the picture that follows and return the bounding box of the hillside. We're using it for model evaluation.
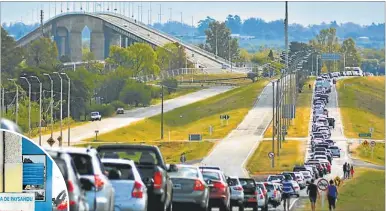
[337,76,385,139]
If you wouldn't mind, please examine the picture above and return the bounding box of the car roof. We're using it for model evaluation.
[101,158,135,166]
[54,147,97,155]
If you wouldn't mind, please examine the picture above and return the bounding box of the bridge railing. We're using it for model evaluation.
[99,12,235,67]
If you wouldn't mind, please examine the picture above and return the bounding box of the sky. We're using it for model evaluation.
[1,1,384,26]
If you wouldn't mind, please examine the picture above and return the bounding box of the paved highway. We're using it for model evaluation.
[32,86,232,147]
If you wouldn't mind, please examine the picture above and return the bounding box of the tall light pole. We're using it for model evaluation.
[61,73,71,146]
[215,28,218,56]
[30,76,42,146]
[43,74,54,139]
[168,8,172,22]
[20,77,32,136]
[161,84,164,139]
[53,72,63,147]
[8,79,18,125]
[271,80,275,168]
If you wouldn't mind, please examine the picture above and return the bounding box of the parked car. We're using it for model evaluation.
[293,172,306,189]
[169,164,210,211]
[256,187,268,211]
[90,111,102,121]
[300,171,312,184]
[263,182,281,208]
[255,182,269,205]
[239,178,259,211]
[116,108,124,114]
[266,175,285,183]
[202,169,231,211]
[227,176,244,210]
[97,144,174,211]
[47,149,90,211]
[101,158,148,211]
[329,145,341,157]
[59,147,115,211]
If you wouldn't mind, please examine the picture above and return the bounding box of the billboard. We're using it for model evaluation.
[0,192,35,211]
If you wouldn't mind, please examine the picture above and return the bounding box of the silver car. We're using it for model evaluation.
[227,176,244,210]
[101,159,148,211]
[61,147,115,211]
[300,171,312,184]
[169,165,210,210]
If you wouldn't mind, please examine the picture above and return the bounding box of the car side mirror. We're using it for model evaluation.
[167,164,178,172]
[80,178,94,191]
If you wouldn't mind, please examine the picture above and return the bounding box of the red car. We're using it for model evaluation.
[202,169,231,211]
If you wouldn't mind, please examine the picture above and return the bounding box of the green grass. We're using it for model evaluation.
[337,76,385,139]
[174,73,252,85]
[75,141,214,164]
[352,143,385,166]
[303,168,385,211]
[246,140,305,175]
[150,87,202,105]
[83,79,269,142]
[264,77,315,138]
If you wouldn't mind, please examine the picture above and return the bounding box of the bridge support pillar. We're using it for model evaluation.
[69,31,82,62]
[121,36,128,48]
[91,32,105,60]
[110,33,121,47]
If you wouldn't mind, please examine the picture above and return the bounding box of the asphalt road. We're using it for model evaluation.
[32,86,232,147]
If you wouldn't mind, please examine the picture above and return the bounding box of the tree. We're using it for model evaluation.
[341,38,361,67]
[361,59,380,74]
[1,27,24,74]
[59,55,71,63]
[156,42,188,71]
[197,16,215,35]
[106,45,130,67]
[119,82,152,107]
[202,21,239,60]
[161,78,178,94]
[25,37,58,67]
[225,14,242,34]
[268,50,274,61]
[126,43,160,76]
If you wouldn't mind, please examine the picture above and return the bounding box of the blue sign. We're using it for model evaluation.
[321,53,341,61]
[23,163,45,185]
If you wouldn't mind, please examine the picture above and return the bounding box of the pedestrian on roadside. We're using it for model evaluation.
[180,153,186,163]
[327,179,338,211]
[307,179,319,211]
[347,163,351,179]
[350,165,355,178]
[332,118,335,129]
[343,162,347,179]
[309,84,312,89]
[282,174,296,211]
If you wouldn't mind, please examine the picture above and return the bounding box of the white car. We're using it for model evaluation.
[90,111,102,121]
[300,171,312,184]
[329,146,341,157]
[257,187,268,210]
[294,172,306,189]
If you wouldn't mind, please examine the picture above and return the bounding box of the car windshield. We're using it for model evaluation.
[98,149,159,165]
[91,112,99,116]
[239,179,256,187]
[264,183,275,191]
[228,178,239,186]
[268,175,283,181]
[103,162,135,180]
[202,171,220,181]
[169,166,199,178]
[69,153,94,175]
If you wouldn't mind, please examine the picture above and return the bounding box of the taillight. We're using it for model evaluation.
[69,200,76,206]
[67,180,74,193]
[213,181,226,190]
[57,201,68,210]
[153,171,163,189]
[233,186,243,191]
[94,175,105,191]
[132,181,144,198]
[193,180,205,191]
[260,194,264,199]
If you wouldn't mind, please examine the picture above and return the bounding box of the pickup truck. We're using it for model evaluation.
[90,111,102,121]
[97,144,174,211]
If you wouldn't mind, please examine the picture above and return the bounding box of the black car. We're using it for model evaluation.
[97,144,175,211]
[239,178,259,211]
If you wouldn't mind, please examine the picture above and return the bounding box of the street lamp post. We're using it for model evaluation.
[8,79,18,125]
[30,76,42,146]
[53,72,63,147]
[43,73,54,139]
[61,73,71,146]
[20,77,32,136]
[271,80,275,168]
[95,130,99,141]
[215,28,218,56]
[161,84,164,139]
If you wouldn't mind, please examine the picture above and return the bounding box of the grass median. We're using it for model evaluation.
[75,141,214,164]
[264,77,315,138]
[337,76,385,139]
[82,79,268,142]
[302,168,385,211]
[246,140,305,175]
[351,143,385,166]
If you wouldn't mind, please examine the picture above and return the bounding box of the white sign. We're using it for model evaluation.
[268,152,275,159]
[369,128,374,133]
[0,193,35,211]
[370,141,376,148]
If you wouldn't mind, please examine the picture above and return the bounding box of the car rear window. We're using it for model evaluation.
[264,184,275,191]
[227,178,239,186]
[169,166,198,178]
[98,149,159,165]
[103,162,134,180]
[54,158,68,180]
[70,153,94,175]
[268,175,282,181]
[239,179,256,187]
[202,171,220,181]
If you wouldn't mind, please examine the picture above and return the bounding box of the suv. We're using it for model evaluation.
[201,169,231,211]
[227,176,244,210]
[60,147,115,211]
[264,182,281,208]
[47,149,90,211]
[116,108,124,114]
[91,112,102,121]
[239,178,259,211]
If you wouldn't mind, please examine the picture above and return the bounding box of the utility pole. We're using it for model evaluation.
[168,8,172,22]
[161,85,164,139]
[30,76,42,146]
[271,81,275,168]
[40,9,44,37]
[20,77,31,137]
[215,28,218,56]
[159,4,162,23]
[149,2,152,25]
[180,12,183,24]
[53,72,63,147]
[285,1,289,127]
[276,79,281,156]
[8,79,18,125]
[61,73,71,146]
[43,74,54,139]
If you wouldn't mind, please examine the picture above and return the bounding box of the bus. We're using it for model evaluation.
[344,67,363,76]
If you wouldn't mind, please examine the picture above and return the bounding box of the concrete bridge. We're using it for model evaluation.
[16,12,233,70]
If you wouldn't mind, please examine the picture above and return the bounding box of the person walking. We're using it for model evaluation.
[350,165,355,178]
[180,153,186,163]
[307,179,319,211]
[327,179,338,211]
[347,163,351,179]
[282,174,296,211]
[343,162,347,179]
